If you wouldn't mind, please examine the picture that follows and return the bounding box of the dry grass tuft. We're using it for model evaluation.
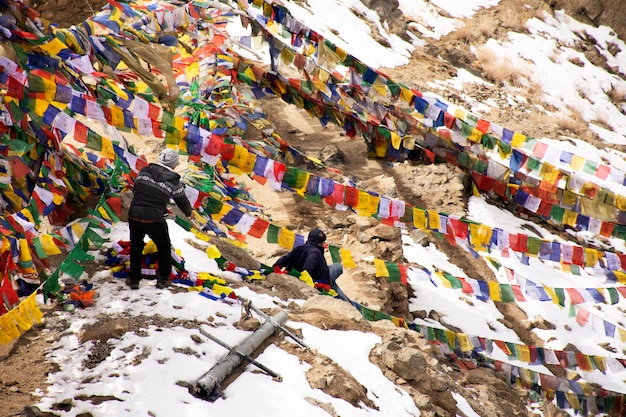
[607,82,626,103]
[474,46,526,88]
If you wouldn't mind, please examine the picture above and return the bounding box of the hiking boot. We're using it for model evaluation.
[126,278,140,290]
[156,279,171,289]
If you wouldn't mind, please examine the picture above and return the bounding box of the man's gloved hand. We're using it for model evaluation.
[190,218,204,231]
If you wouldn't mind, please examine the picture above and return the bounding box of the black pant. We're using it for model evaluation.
[129,220,172,281]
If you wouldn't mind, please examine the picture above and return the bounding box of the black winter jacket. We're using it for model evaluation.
[129,163,193,222]
[274,241,330,285]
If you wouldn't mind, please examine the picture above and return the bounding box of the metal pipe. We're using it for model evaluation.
[194,311,288,400]
[238,296,309,349]
[199,328,281,379]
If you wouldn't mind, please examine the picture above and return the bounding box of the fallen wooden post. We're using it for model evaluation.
[193,310,288,401]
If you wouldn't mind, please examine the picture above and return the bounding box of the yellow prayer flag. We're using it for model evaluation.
[34,99,49,117]
[561,189,578,206]
[14,303,33,332]
[427,210,440,231]
[41,234,62,256]
[365,194,380,217]
[39,38,68,56]
[278,228,296,250]
[23,292,43,324]
[593,355,606,373]
[444,330,456,349]
[19,208,35,224]
[280,48,295,66]
[497,141,513,159]
[614,271,626,284]
[356,190,370,213]
[543,287,560,305]
[399,87,414,105]
[339,248,356,268]
[511,132,526,147]
[211,204,232,221]
[615,194,626,211]
[372,83,388,97]
[244,66,256,82]
[454,108,467,121]
[435,271,451,288]
[619,327,626,342]
[143,240,157,255]
[100,138,116,160]
[457,333,473,352]
[469,223,493,249]
[565,392,580,410]
[374,258,389,277]
[0,312,20,343]
[110,105,124,127]
[205,244,221,259]
[299,270,314,287]
[390,131,401,149]
[488,281,501,301]
[562,209,578,227]
[97,206,111,221]
[212,284,234,298]
[468,127,482,143]
[570,155,585,171]
[413,208,427,230]
[109,82,128,101]
[18,239,31,263]
[584,248,598,267]
[517,344,531,363]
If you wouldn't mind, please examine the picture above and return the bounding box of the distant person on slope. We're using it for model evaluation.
[273,228,343,290]
[126,148,193,290]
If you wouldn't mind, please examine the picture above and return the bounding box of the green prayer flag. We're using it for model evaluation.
[61,261,85,280]
[386,262,401,282]
[527,237,541,255]
[500,284,515,302]
[43,271,61,301]
[9,140,34,154]
[505,342,517,358]
[607,287,619,305]
[460,120,473,138]
[443,273,463,289]
[204,198,223,214]
[555,287,566,306]
[86,130,102,151]
[550,205,565,223]
[427,326,435,341]
[328,245,340,263]
[176,215,192,231]
[526,157,541,171]
[267,224,279,244]
[32,237,47,260]
[481,134,496,150]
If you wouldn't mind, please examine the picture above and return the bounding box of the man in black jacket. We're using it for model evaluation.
[126,148,193,290]
[273,228,342,289]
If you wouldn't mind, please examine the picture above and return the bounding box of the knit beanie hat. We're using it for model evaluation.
[307,228,326,245]
[158,148,180,168]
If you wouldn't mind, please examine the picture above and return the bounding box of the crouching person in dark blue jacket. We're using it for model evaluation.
[126,148,193,290]
[273,228,343,291]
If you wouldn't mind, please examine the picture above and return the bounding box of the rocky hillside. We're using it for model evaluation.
[2,0,626,416]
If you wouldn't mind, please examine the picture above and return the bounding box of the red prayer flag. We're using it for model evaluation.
[575,308,590,326]
[247,218,269,238]
[344,186,359,207]
[566,288,585,304]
